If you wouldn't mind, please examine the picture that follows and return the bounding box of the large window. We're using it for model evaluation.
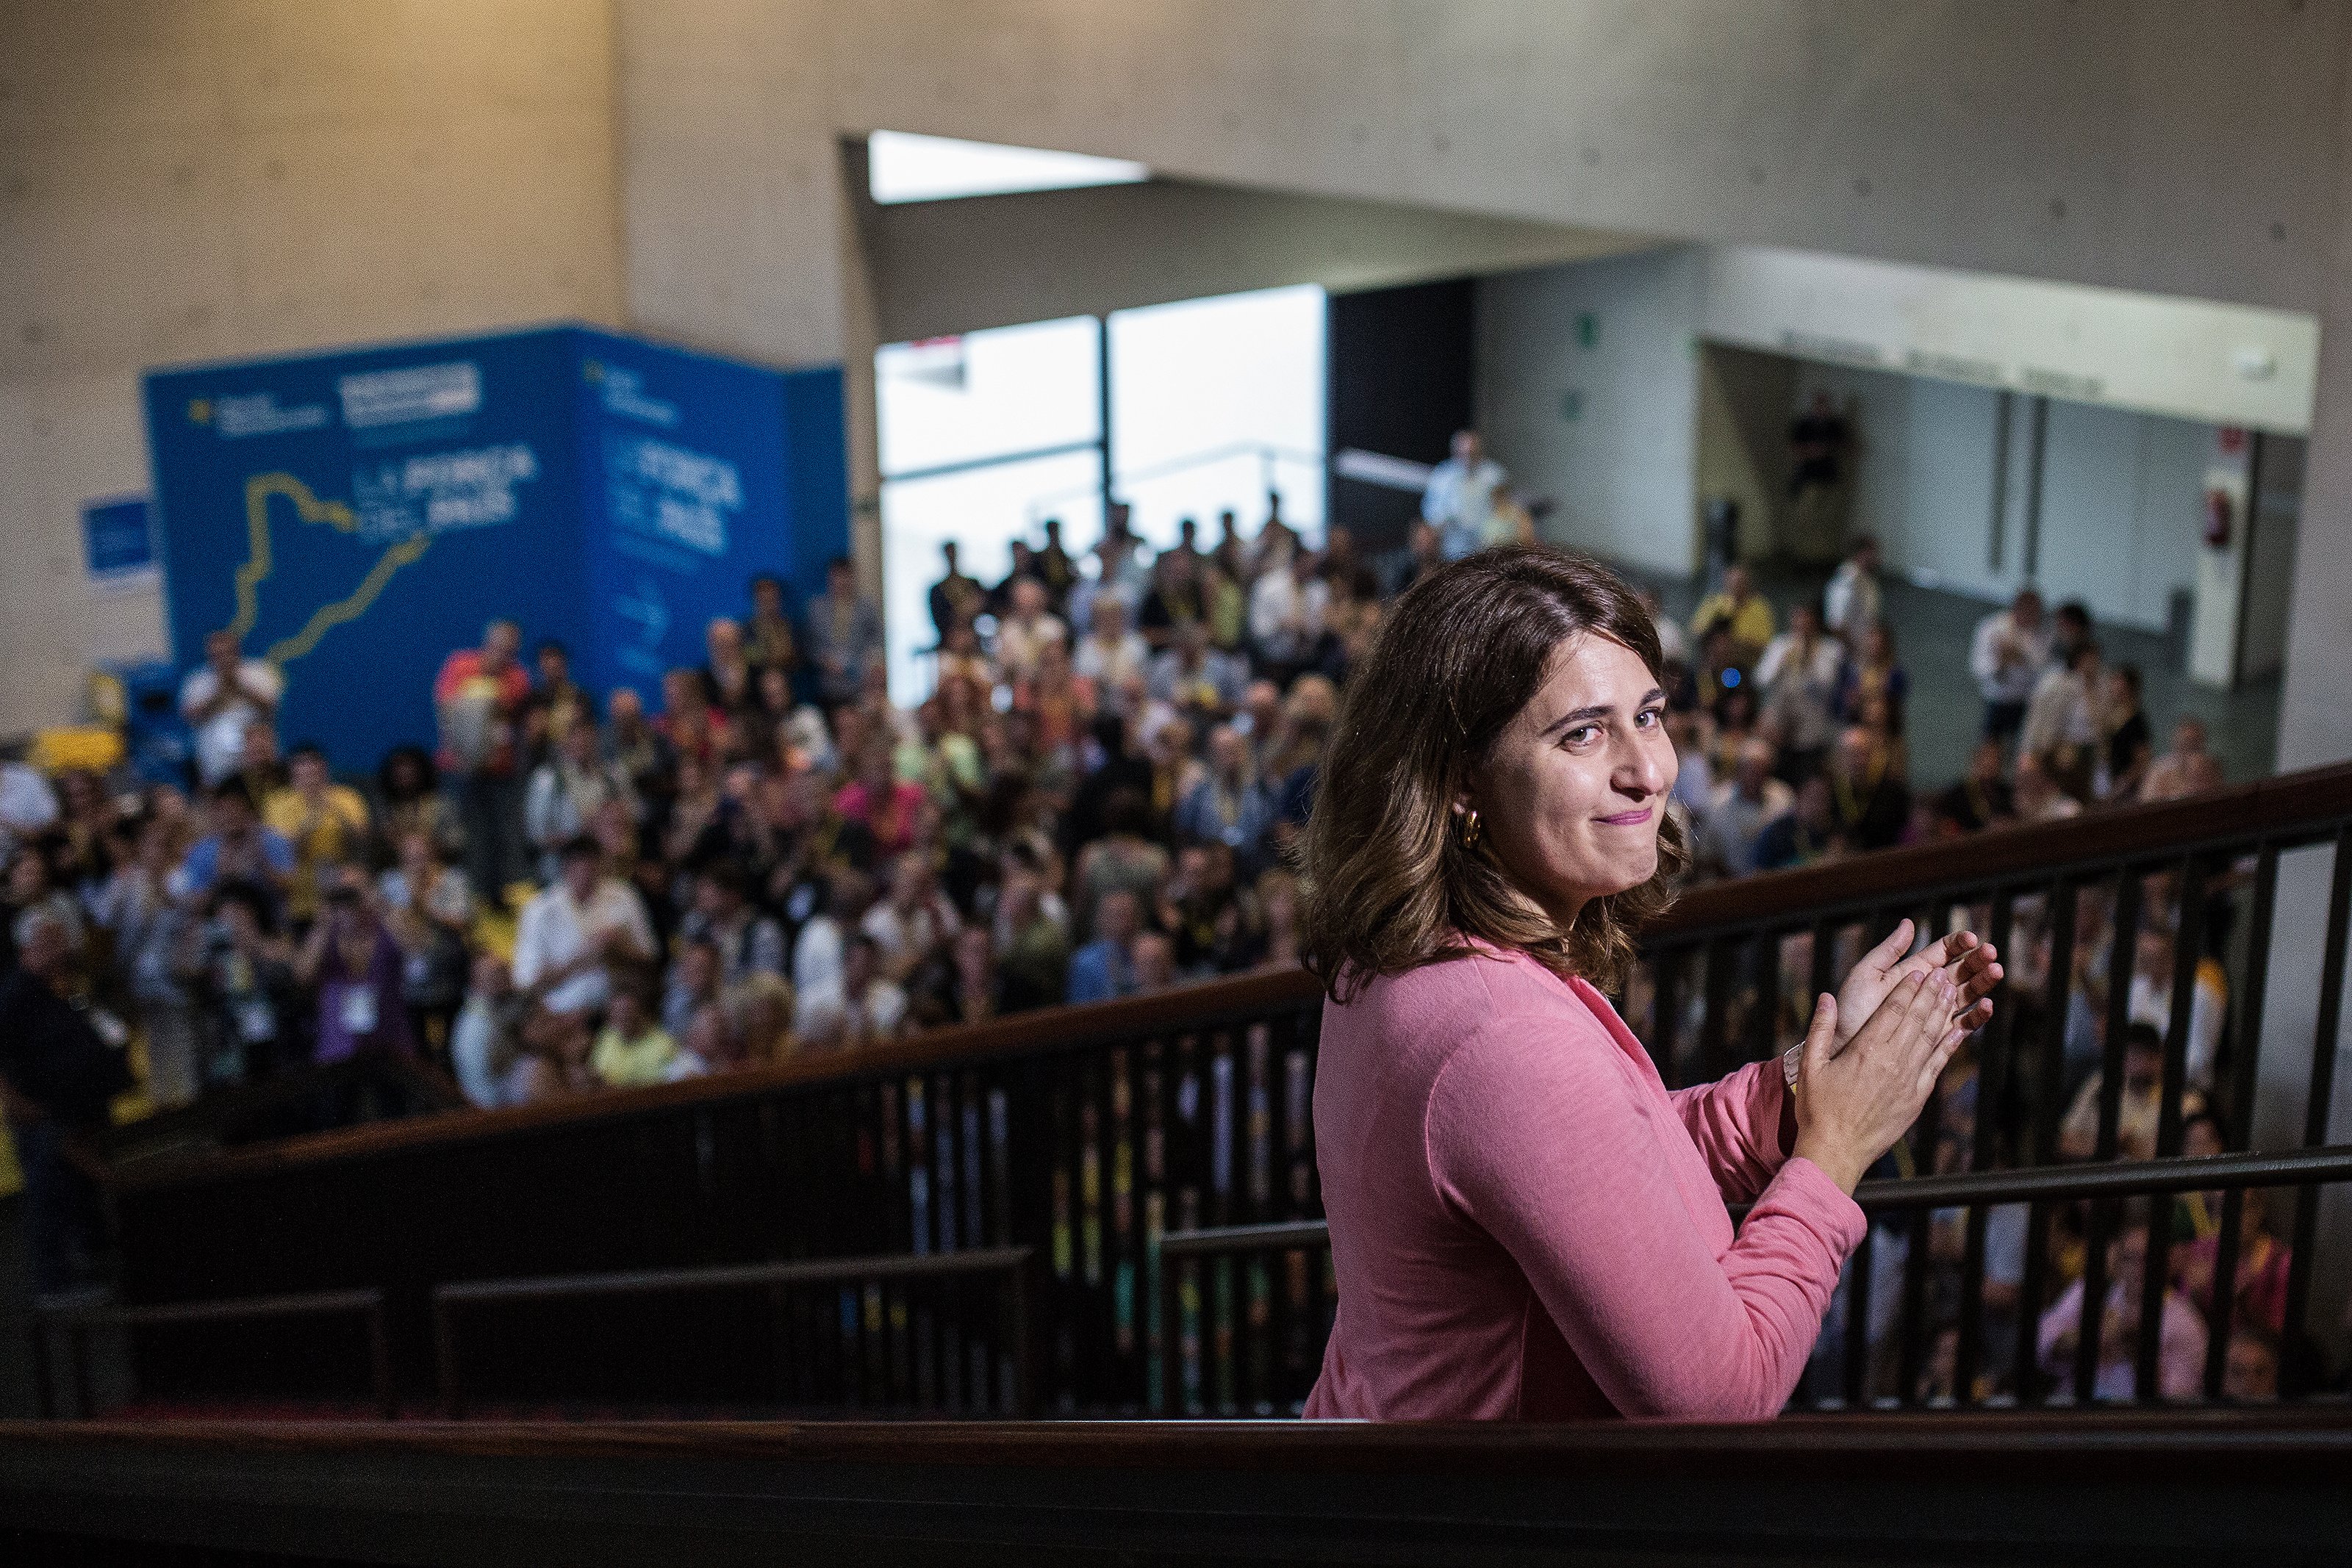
[876,286,1327,701]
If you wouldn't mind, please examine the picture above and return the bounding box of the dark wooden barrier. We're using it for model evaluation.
[1,1409,2348,1566]
[87,762,2352,1417]
[32,1289,390,1420]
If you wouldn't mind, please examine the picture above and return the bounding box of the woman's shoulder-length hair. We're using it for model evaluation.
[1298,544,1684,1002]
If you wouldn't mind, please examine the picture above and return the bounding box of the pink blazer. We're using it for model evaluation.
[1303,944,1864,1421]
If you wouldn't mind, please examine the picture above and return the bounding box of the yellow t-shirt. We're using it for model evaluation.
[262,784,373,921]
[592,1025,677,1087]
[1690,592,1777,655]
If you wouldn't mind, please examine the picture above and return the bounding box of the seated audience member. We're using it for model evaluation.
[1688,564,1776,661]
[523,639,586,764]
[1150,619,1247,717]
[861,853,961,983]
[591,979,677,1088]
[264,741,372,927]
[2125,926,2226,1092]
[179,628,284,788]
[1970,586,2054,742]
[1754,603,1846,780]
[1821,535,1883,641]
[681,861,786,985]
[663,1001,742,1082]
[0,906,133,1298]
[994,576,1068,686]
[2174,1184,2292,1343]
[794,931,906,1049]
[2058,1023,2193,1162]
[510,1004,597,1103]
[1934,739,2016,836]
[804,555,885,707]
[1066,888,1142,1005]
[298,869,415,1065]
[1254,868,1302,971]
[1072,791,1169,938]
[373,744,461,866]
[1174,723,1275,876]
[1664,708,1714,826]
[993,857,1070,1013]
[2140,716,2217,802]
[2036,1217,2206,1402]
[833,743,928,860]
[2223,1327,2281,1403]
[1137,546,1204,650]
[1248,547,1328,680]
[525,714,638,884]
[1755,774,1842,872]
[913,924,1002,1029]
[512,836,656,1016]
[1838,619,1908,723]
[174,780,295,908]
[1130,928,1179,995]
[1075,595,1151,692]
[1826,723,1911,853]
[1696,738,1793,880]
[449,952,526,1110]
[661,933,723,1040]
[2100,663,2154,802]
[1158,842,1261,977]
[2012,752,2083,824]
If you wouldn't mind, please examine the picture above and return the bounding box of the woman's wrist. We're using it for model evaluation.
[1790,1132,1867,1195]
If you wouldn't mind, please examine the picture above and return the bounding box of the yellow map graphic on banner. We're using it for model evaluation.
[228,472,431,668]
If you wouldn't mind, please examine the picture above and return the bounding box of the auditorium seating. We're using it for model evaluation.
[33,760,2352,1418]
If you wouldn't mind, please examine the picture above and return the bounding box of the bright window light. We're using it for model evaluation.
[867,130,1149,204]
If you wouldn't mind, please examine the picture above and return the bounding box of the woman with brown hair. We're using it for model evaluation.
[1299,546,2001,1420]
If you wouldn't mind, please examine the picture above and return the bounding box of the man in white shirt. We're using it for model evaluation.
[793,931,908,1049]
[860,853,961,982]
[993,577,1066,686]
[1821,536,1884,642]
[179,630,284,787]
[1247,550,1328,674]
[510,837,654,1015]
[1072,595,1150,694]
[1420,429,1507,563]
[1754,604,1849,774]
[1968,587,2054,743]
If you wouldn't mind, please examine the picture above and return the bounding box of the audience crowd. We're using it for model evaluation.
[1,437,2315,1384]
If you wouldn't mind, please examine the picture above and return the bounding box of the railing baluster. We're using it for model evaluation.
[2279,825,2352,1398]
[2226,845,2281,1148]
[1843,1223,1875,1407]
[1699,937,1736,1085]
[2017,877,2078,1405]
[1954,891,2016,1406]
[2201,1184,2246,1401]
[1653,946,1685,1089]
[2137,856,2208,1401]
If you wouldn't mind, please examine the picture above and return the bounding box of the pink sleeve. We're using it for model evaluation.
[1668,1059,1792,1204]
[1427,1016,1863,1420]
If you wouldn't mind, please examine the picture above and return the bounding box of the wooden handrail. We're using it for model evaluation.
[2,1409,2348,1568]
[105,760,2352,1194]
[1650,759,2352,939]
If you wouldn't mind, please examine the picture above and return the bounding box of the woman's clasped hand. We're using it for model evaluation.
[1790,966,1976,1195]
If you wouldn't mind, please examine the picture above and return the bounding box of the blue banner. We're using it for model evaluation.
[82,496,155,581]
[144,326,846,772]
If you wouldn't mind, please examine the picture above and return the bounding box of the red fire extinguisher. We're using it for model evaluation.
[2204,487,2234,550]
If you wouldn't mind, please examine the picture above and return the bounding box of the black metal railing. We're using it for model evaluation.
[80,763,2352,1419]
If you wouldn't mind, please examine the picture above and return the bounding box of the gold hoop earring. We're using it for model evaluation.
[1460,808,1482,849]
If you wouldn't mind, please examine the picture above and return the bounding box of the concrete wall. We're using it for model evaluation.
[864,176,1647,346]
[0,0,624,736]
[1474,248,1705,577]
[1790,362,2215,633]
[1693,344,1799,567]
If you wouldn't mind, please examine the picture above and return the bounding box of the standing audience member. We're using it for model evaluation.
[434,619,532,899]
[1970,588,2053,743]
[1822,535,1883,641]
[1420,429,1507,563]
[0,907,132,1299]
[511,837,654,1017]
[179,630,283,788]
[803,556,884,706]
